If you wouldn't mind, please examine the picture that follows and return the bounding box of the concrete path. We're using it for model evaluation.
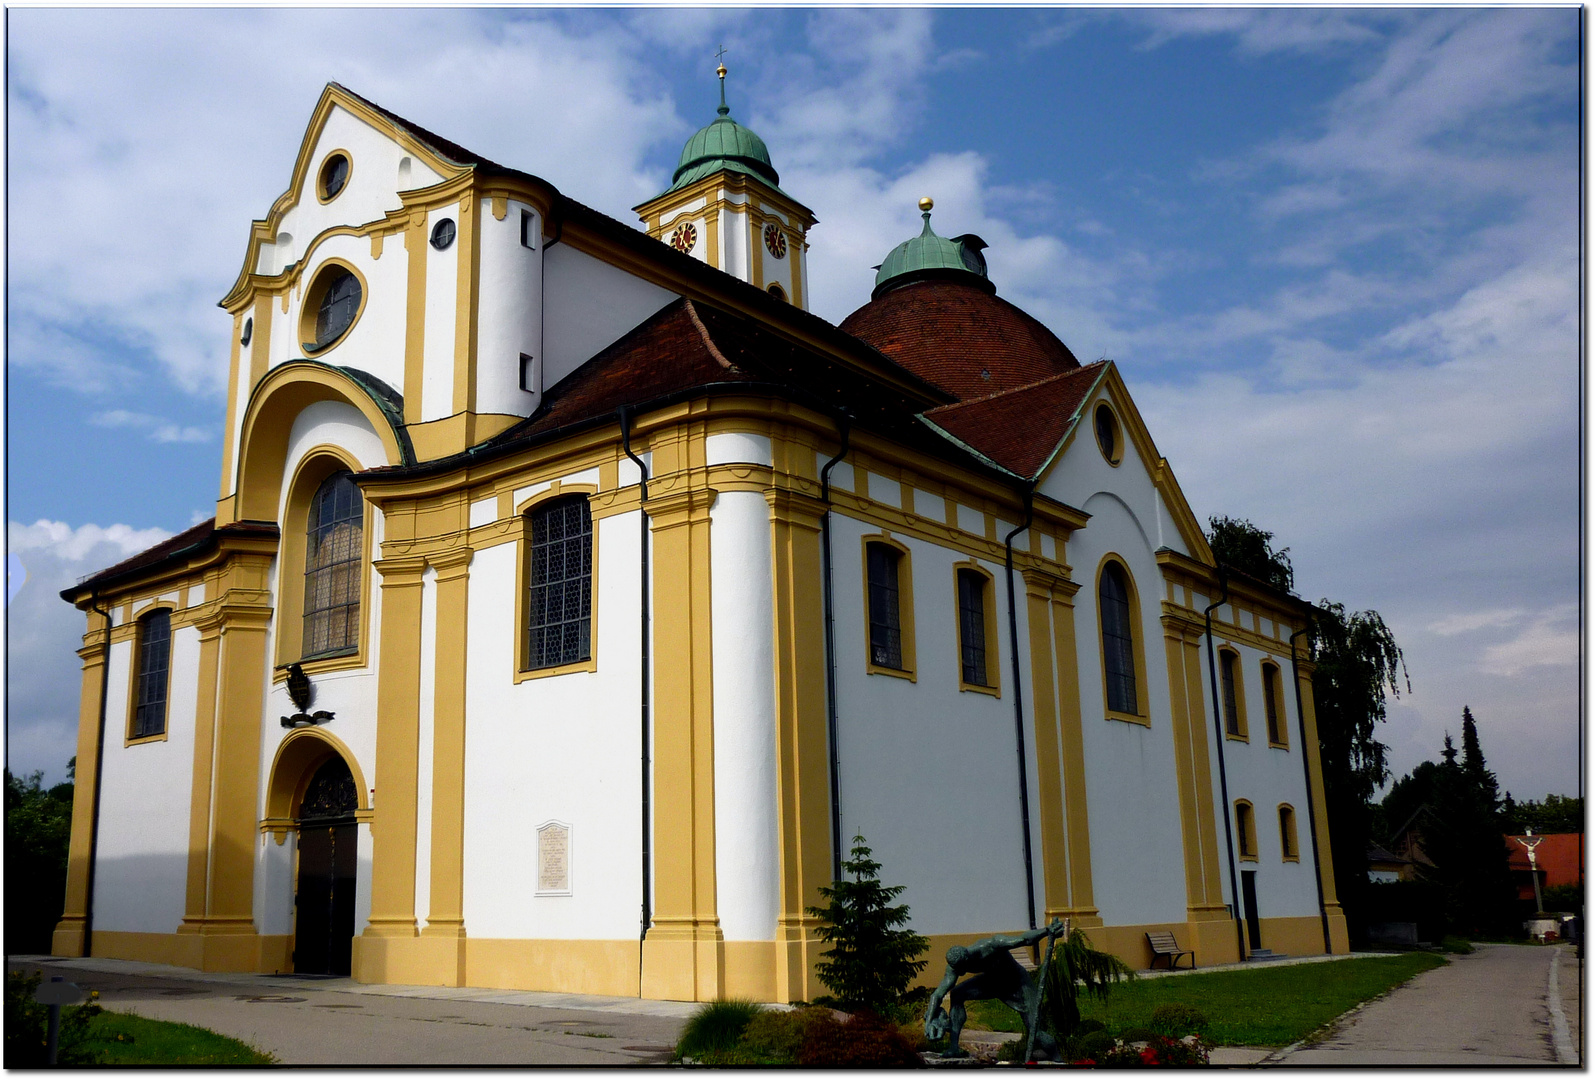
[1270,944,1581,1066]
[8,955,696,1065]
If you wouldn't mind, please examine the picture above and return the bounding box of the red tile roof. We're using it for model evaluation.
[839,279,1082,401]
[922,363,1107,479]
[63,519,280,601]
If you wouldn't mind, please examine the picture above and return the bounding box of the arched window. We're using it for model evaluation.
[1099,562,1137,715]
[314,271,361,348]
[131,609,172,740]
[1262,662,1288,747]
[867,542,904,671]
[1278,804,1299,861]
[1235,800,1258,860]
[956,567,992,689]
[526,497,593,670]
[304,471,363,658]
[1221,648,1247,739]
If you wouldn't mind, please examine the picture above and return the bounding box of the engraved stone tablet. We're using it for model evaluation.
[537,821,571,895]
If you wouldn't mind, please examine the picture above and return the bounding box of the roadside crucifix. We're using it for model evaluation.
[1513,829,1546,914]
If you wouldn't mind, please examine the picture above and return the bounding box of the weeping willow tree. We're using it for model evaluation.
[1038,927,1135,1043]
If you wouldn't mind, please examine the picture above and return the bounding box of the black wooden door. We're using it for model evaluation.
[294,757,358,976]
[1240,870,1262,952]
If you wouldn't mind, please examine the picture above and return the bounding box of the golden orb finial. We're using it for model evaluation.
[918,196,934,212]
[717,63,727,79]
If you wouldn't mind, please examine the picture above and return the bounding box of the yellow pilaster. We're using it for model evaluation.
[451,191,481,444]
[1021,569,1071,924]
[1296,660,1349,953]
[417,547,472,985]
[1048,585,1100,924]
[766,484,832,1003]
[640,417,723,1002]
[52,614,110,958]
[354,554,427,981]
[403,210,428,427]
[173,611,223,967]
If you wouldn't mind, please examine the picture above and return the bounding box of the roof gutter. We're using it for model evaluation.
[79,591,113,958]
[1203,568,1248,960]
[618,406,652,991]
[1004,489,1039,931]
[818,411,852,881]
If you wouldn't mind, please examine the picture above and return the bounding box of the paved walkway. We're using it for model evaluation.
[8,955,696,1065]
[1269,944,1581,1066]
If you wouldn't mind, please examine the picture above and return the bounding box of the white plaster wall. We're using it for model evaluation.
[461,511,646,940]
[705,432,772,468]
[710,491,779,940]
[1069,489,1190,929]
[422,202,462,421]
[1201,638,1321,920]
[830,513,1039,935]
[476,199,542,417]
[257,831,296,938]
[92,627,200,934]
[719,207,750,283]
[542,245,677,390]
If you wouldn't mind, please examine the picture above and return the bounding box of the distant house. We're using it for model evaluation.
[1367,842,1413,884]
[1505,833,1583,906]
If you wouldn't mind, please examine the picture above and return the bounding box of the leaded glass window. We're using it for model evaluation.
[132,610,171,739]
[1263,664,1283,744]
[526,498,592,670]
[304,471,363,657]
[958,569,988,687]
[1100,563,1137,714]
[1221,651,1242,736]
[314,270,360,348]
[867,543,903,670]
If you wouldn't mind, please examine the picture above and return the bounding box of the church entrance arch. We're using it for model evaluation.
[293,755,358,975]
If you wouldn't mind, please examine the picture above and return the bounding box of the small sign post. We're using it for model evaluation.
[34,976,86,1065]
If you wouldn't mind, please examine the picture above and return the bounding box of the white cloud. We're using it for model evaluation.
[1428,609,1526,637]
[1479,605,1579,678]
[89,409,211,443]
[6,520,175,785]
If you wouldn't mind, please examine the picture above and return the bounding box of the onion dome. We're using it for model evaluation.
[841,198,1080,401]
[871,197,993,299]
[666,65,782,194]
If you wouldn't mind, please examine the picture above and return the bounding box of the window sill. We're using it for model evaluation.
[1282,856,1301,863]
[959,680,1001,698]
[124,731,168,748]
[1225,732,1250,743]
[276,650,364,682]
[1267,741,1290,751]
[866,662,916,682]
[1239,855,1259,863]
[1104,709,1150,727]
[515,656,598,683]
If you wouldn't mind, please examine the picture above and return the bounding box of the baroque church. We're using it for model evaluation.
[55,75,1347,1001]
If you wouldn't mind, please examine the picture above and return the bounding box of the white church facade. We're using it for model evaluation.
[54,79,1347,1001]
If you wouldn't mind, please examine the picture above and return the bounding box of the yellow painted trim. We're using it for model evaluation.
[1219,646,1249,741]
[295,256,369,358]
[263,726,373,843]
[423,547,472,965]
[179,613,222,934]
[1277,803,1300,861]
[1022,570,1068,922]
[1093,401,1124,467]
[860,532,917,680]
[513,485,600,683]
[314,148,353,204]
[122,607,174,745]
[1293,657,1341,914]
[87,930,294,974]
[1162,621,1212,914]
[54,615,112,957]
[952,560,1000,696]
[219,312,245,501]
[1046,583,1097,918]
[272,446,373,672]
[404,208,428,425]
[1262,660,1290,748]
[1093,552,1150,727]
[1234,799,1258,861]
[451,192,480,422]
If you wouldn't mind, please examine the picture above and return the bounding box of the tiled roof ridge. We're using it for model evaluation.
[925,360,1107,415]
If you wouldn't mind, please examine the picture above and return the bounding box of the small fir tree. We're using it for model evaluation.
[806,834,928,1014]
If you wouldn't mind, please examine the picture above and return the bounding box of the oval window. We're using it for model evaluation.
[319,153,350,201]
[241,317,253,346]
[430,218,456,250]
[312,270,361,351]
[1094,403,1121,465]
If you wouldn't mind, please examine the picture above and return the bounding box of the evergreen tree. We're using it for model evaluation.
[1459,707,1499,812]
[5,768,74,954]
[806,835,929,1014]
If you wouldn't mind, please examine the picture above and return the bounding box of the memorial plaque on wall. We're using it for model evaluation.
[536,821,571,895]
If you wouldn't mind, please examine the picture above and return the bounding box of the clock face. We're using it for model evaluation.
[764,223,787,259]
[670,223,698,253]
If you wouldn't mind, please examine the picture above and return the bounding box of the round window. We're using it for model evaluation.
[241,317,253,346]
[318,153,350,201]
[1094,403,1121,465]
[430,218,456,250]
[310,269,361,351]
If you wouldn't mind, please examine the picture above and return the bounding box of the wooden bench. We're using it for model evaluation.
[1146,931,1194,970]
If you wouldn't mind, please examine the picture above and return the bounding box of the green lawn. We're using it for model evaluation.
[83,1010,276,1065]
[966,952,1447,1047]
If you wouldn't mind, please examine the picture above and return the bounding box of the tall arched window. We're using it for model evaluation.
[1099,562,1138,715]
[131,609,172,739]
[1235,800,1258,860]
[1262,662,1287,747]
[1278,804,1299,861]
[1221,649,1247,739]
[526,497,593,670]
[304,471,363,657]
[867,542,905,670]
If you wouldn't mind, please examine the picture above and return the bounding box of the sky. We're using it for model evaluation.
[5,8,1582,808]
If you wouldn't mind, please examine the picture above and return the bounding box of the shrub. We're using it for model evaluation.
[997,1038,1024,1062]
[1096,1034,1210,1067]
[806,835,929,1014]
[1149,1003,1208,1037]
[1074,1030,1116,1061]
[798,1010,924,1067]
[1439,936,1474,955]
[1118,1025,1158,1044]
[5,969,102,1066]
[737,1006,832,1063]
[675,999,762,1060]
[1039,926,1134,1045]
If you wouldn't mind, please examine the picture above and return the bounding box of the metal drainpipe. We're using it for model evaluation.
[81,591,113,958]
[1004,491,1039,931]
[1289,622,1333,954]
[1203,570,1247,960]
[618,407,652,983]
[819,413,851,881]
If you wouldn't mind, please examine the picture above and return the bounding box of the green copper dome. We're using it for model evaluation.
[666,72,784,194]
[872,200,992,298]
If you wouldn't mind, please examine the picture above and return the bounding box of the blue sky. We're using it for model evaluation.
[6,8,1581,806]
